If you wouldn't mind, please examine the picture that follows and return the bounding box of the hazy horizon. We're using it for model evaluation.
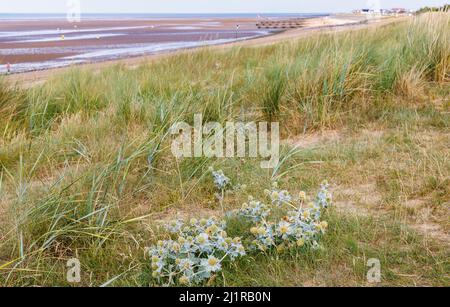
[0,0,448,14]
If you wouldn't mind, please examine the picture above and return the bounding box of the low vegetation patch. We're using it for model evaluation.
[148,170,331,286]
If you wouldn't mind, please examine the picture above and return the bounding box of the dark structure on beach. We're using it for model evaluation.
[256,18,310,29]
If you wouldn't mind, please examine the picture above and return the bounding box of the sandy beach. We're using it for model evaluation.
[0,17,273,70]
[2,14,400,86]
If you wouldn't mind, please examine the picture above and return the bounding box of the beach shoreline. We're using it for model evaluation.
[0,16,275,72]
[2,14,401,87]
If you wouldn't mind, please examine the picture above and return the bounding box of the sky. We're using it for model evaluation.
[0,0,448,14]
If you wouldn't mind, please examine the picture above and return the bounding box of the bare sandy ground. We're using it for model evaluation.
[4,15,403,87]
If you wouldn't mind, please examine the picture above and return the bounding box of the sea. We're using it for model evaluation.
[0,13,329,20]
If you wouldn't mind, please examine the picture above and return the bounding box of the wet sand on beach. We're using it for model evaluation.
[0,18,270,68]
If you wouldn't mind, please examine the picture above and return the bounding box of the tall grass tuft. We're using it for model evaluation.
[262,67,286,122]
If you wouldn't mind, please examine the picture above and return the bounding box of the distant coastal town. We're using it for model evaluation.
[353,3,449,16]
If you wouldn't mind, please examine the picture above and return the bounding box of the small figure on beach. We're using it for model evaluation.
[6,62,11,74]
[61,34,65,40]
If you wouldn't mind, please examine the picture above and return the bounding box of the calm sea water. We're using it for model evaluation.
[0,13,329,20]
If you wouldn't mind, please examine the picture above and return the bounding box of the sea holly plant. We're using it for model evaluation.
[149,217,246,286]
[266,181,292,207]
[148,169,332,286]
[210,168,231,191]
[209,167,231,212]
[232,196,271,223]
[247,181,332,252]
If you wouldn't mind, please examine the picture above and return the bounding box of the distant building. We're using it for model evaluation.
[355,8,405,16]
[354,7,411,16]
[359,8,382,15]
[391,8,407,14]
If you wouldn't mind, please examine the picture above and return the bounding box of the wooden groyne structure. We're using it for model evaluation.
[256,18,310,29]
